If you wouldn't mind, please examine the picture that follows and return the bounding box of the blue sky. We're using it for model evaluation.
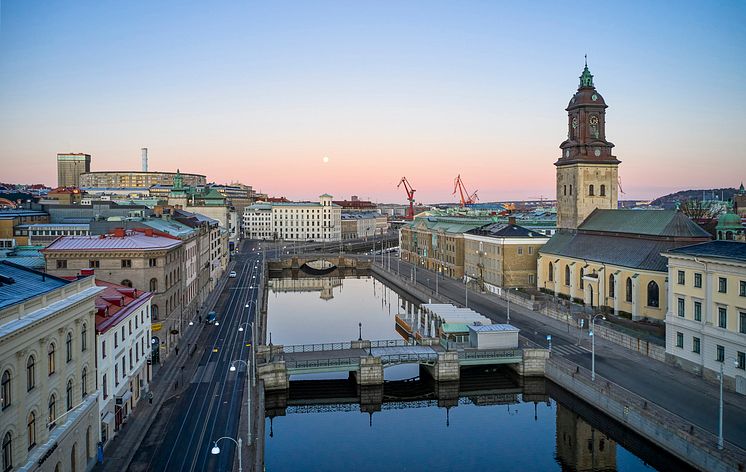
[1,1,744,202]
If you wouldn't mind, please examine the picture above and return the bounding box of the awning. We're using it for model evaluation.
[116,390,133,404]
[101,411,115,425]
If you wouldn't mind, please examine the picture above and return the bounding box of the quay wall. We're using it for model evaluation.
[545,357,746,472]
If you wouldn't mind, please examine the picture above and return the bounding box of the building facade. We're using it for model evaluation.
[0,262,100,472]
[242,194,342,242]
[663,241,746,393]
[26,224,90,247]
[57,153,91,188]
[0,210,50,247]
[94,281,152,446]
[464,222,549,291]
[79,171,206,190]
[41,229,184,355]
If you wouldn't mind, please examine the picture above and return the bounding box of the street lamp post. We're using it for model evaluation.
[211,436,242,472]
[229,357,252,446]
[590,314,606,381]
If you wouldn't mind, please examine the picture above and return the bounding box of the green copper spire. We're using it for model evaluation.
[174,169,183,190]
[579,55,594,88]
[739,182,745,194]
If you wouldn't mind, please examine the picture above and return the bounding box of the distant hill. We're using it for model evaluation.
[650,188,737,209]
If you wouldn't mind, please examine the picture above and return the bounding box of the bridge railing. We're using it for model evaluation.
[458,349,522,361]
[370,339,416,348]
[380,353,438,365]
[286,357,360,370]
[283,342,353,353]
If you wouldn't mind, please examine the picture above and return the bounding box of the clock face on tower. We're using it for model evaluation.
[589,116,598,126]
[572,117,578,129]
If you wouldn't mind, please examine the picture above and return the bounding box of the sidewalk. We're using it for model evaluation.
[93,262,235,471]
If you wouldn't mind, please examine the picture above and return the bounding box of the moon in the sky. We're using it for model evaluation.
[322,156,329,163]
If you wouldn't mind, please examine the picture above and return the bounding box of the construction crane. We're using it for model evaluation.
[397,177,416,220]
[453,174,479,207]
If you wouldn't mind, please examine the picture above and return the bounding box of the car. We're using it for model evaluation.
[206,311,218,324]
[229,271,237,278]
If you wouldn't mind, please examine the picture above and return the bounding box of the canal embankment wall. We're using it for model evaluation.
[546,357,746,472]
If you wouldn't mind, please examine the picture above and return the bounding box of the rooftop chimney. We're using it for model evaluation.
[141,148,148,172]
[508,216,517,225]
[113,228,126,238]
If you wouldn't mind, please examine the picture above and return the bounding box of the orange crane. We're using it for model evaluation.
[453,175,479,207]
[397,177,416,220]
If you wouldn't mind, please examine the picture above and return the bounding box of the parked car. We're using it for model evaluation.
[206,311,218,324]
[229,270,237,278]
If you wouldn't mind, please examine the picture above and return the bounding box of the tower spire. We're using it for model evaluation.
[579,57,594,88]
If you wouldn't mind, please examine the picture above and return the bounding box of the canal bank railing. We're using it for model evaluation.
[546,357,746,472]
[458,349,523,365]
[282,339,415,354]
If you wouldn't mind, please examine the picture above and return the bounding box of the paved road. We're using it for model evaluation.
[129,240,263,471]
[390,258,746,450]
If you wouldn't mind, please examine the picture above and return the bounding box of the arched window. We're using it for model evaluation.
[2,432,11,471]
[579,268,584,290]
[589,184,595,196]
[608,274,615,298]
[151,305,159,321]
[81,324,87,352]
[548,262,554,282]
[647,281,660,308]
[121,280,132,288]
[86,427,92,459]
[565,265,571,286]
[48,343,56,375]
[726,231,734,240]
[27,356,35,391]
[48,394,57,429]
[66,380,73,411]
[600,184,606,196]
[66,332,73,363]
[563,185,567,196]
[27,412,36,449]
[625,277,633,303]
[149,278,158,292]
[569,184,573,195]
[71,442,76,472]
[81,368,88,398]
[1,371,10,409]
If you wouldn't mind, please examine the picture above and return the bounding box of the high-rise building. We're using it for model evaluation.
[57,153,91,188]
[555,61,619,230]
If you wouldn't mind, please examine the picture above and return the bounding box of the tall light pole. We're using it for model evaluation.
[211,436,242,472]
[230,357,253,445]
[718,358,739,449]
[590,314,605,381]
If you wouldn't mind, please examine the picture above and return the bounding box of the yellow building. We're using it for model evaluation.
[538,209,710,322]
[663,241,746,392]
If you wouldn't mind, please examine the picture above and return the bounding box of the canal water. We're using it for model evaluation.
[264,275,681,471]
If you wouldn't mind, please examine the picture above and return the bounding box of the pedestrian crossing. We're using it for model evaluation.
[551,344,590,357]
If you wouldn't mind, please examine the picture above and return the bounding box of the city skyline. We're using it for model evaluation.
[1,1,744,203]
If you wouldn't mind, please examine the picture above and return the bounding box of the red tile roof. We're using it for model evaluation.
[94,280,152,333]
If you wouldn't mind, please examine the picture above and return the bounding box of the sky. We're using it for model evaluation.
[1,1,745,203]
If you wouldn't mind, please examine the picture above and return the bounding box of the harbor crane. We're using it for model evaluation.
[397,177,416,220]
[453,174,479,207]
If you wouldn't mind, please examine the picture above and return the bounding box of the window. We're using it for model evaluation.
[115,365,119,386]
[740,312,746,334]
[608,274,615,298]
[565,266,571,286]
[647,281,659,308]
[121,357,126,377]
[716,345,725,363]
[694,301,702,322]
[81,368,87,398]
[517,247,523,255]
[548,262,554,282]
[718,307,727,329]
[718,277,727,293]
[599,184,606,196]
[66,379,73,411]
[740,281,746,297]
[81,324,87,352]
[528,246,533,255]
[563,185,567,196]
[27,356,35,391]
[121,279,133,288]
[56,260,67,269]
[88,260,100,268]
[589,184,594,196]
[693,337,701,354]
[115,333,118,348]
[27,412,36,450]
[1,371,10,410]
[102,340,107,358]
[149,258,157,267]
[152,305,159,320]
[2,432,11,471]
[66,332,72,362]
[528,274,535,284]
[625,277,632,303]
[129,320,132,336]
[48,394,57,429]
[694,273,702,288]
[579,269,584,290]
[737,352,746,370]
[149,278,158,292]
[677,298,685,317]
[121,259,132,268]
[675,332,683,348]
[569,184,573,195]
[103,374,108,399]
[121,326,125,341]
[677,270,685,285]
[48,343,56,375]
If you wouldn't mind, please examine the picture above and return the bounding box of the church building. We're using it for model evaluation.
[537,62,711,323]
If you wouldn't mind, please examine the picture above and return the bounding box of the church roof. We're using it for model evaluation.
[578,209,711,238]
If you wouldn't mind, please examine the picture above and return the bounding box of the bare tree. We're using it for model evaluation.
[678,198,724,220]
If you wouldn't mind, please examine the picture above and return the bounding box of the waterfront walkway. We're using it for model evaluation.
[374,261,746,451]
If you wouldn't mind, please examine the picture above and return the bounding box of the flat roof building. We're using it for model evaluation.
[57,153,91,188]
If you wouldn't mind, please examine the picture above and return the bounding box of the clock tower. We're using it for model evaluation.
[556,60,620,230]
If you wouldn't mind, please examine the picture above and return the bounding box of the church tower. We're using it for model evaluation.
[556,60,620,230]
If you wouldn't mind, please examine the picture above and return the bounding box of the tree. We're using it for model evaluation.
[678,198,724,220]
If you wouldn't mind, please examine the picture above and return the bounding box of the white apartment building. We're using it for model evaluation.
[243,194,342,242]
[0,262,101,472]
[94,281,152,446]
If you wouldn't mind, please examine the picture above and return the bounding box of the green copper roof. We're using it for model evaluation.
[717,209,742,230]
[739,182,745,194]
[579,56,594,88]
[578,209,711,238]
